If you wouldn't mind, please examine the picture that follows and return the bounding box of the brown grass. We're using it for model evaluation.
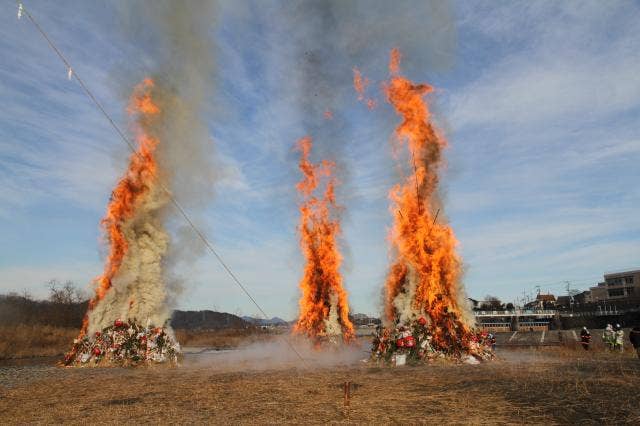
[0,326,279,359]
[174,328,278,349]
[1,348,638,424]
[0,325,77,359]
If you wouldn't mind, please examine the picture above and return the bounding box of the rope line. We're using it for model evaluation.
[17,1,307,364]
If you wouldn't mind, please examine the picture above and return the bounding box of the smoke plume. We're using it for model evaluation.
[86,1,218,333]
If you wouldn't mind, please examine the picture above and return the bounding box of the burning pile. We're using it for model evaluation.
[371,317,495,366]
[64,79,177,366]
[293,137,354,344]
[64,319,180,367]
[368,49,490,363]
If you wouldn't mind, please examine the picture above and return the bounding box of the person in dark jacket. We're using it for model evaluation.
[580,326,592,351]
[630,326,640,359]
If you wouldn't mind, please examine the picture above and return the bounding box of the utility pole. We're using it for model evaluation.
[565,281,574,313]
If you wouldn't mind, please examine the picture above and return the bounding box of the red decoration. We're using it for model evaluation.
[92,347,101,356]
[95,331,101,337]
[404,336,416,347]
[396,338,405,348]
[114,319,124,327]
[418,317,427,326]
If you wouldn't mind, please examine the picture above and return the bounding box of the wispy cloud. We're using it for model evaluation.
[0,1,638,316]
[449,1,640,130]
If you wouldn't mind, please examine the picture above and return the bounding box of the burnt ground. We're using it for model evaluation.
[0,346,638,425]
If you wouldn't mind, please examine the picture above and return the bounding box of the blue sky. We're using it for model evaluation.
[1,1,638,319]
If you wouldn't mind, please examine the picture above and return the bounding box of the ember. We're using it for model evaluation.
[63,319,180,367]
[293,137,354,344]
[352,67,377,109]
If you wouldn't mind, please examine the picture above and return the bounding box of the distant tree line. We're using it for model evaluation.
[1,280,253,330]
[475,295,514,311]
[0,280,88,327]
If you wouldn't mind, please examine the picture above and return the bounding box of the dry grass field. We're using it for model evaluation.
[1,344,638,424]
[0,325,78,359]
[174,328,277,349]
[0,326,273,360]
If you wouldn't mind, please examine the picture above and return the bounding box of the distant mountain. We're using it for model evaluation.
[0,293,253,331]
[241,316,289,326]
[171,310,249,329]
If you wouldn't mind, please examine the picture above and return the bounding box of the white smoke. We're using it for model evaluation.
[87,186,171,333]
[390,266,420,326]
[185,336,366,372]
[323,293,343,336]
[455,282,476,329]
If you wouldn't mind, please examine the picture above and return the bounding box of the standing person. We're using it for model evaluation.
[629,326,640,359]
[580,326,592,351]
[488,333,496,351]
[614,324,624,353]
[602,324,614,351]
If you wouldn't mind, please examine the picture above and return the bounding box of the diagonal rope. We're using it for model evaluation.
[17,1,308,364]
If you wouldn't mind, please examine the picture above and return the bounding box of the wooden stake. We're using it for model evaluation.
[343,381,351,406]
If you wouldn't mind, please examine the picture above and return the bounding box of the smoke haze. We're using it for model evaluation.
[185,336,366,372]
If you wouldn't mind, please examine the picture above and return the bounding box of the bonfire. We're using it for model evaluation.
[370,317,494,366]
[63,79,180,366]
[365,49,493,364]
[293,136,355,345]
[63,319,180,367]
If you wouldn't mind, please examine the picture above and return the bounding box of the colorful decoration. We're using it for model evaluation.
[63,319,180,367]
[371,318,494,365]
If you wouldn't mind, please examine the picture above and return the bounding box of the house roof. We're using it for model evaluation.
[536,294,556,302]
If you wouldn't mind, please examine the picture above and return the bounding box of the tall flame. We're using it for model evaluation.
[79,78,162,337]
[293,137,354,343]
[383,49,472,352]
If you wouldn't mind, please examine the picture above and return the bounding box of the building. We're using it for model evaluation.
[574,290,592,305]
[556,295,570,309]
[524,294,556,310]
[556,291,592,310]
[474,309,555,332]
[589,269,640,302]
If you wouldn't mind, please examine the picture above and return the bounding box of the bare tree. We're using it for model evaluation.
[481,295,504,310]
[48,280,84,304]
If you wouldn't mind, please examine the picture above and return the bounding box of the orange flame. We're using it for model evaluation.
[383,49,471,352]
[353,67,369,101]
[78,78,161,337]
[293,137,354,343]
[353,67,377,110]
